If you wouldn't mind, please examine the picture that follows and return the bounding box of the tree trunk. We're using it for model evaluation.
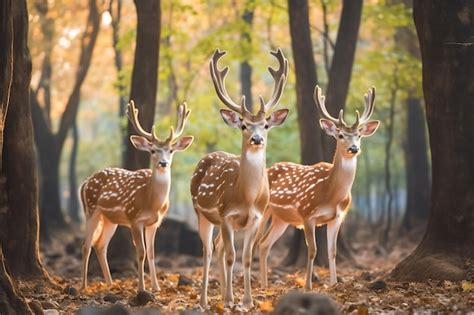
[0,246,32,315]
[240,1,254,112]
[402,97,430,230]
[123,0,161,170]
[31,0,100,233]
[0,0,48,278]
[112,0,161,271]
[323,0,363,160]
[68,121,80,222]
[286,0,326,266]
[382,82,398,247]
[391,0,474,281]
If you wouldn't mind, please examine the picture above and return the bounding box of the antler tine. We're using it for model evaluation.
[209,49,245,113]
[168,102,191,142]
[126,100,155,141]
[360,87,376,124]
[260,48,288,113]
[313,85,339,124]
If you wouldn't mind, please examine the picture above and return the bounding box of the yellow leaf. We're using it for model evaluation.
[295,277,306,287]
[260,300,274,312]
[167,274,180,283]
[461,281,474,291]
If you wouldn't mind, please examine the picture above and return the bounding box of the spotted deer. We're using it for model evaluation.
[256,86,380,290]
[80,101,193,291]
[191,48,289,308]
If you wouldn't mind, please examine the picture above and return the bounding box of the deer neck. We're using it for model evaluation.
[235,145,267,204]
[147,167,171,210]
[326,143,357,203]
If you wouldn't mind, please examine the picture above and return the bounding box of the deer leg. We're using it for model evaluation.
[93,219,117,285]
[221,220,235,307]
[303,221,316,291]
[198,214,214,307]
[145,222,160,291]
[81,212,102,289]
[252,208,272,257]
[215,231,226,298]
[327,214,343,285]
[131,224,146,291]
[259,216,289,289]
[242,215,261,308]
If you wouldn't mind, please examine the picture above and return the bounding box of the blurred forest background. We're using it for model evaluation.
[2,0,473,313]
[28,0,429,244]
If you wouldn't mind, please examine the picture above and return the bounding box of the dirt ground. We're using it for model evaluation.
[17,228,474,314]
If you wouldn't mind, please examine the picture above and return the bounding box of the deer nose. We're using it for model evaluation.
[347,145,359,154]
[250,135,264,145]
[158,160,169,168]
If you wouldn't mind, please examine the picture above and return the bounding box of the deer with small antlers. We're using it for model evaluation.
[80,101,193,291]
[255,86,380,290]
[191,48,289,308]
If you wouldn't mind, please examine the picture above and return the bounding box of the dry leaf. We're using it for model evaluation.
[260,300,274,312]
[461,281,474,292]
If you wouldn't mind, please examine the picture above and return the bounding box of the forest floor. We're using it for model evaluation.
[17,228,474,314]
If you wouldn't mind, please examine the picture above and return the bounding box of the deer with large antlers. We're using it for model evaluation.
[80,101,193,291]
[256,86,380,290]
[191,49,289,308]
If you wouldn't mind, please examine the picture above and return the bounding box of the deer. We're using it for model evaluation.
[191,48,289,309]
[79,101,193,292]
[255,85,380,291]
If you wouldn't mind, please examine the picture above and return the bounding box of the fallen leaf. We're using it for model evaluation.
[260,300,274,312]
[461,281,474,292]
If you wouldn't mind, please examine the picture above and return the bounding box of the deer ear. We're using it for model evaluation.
[320,118,338,137]
[359,120,380,137]
[220,109,241,128]
[267,109,289,127]
[130,135,152,152]
[172,136,194,152]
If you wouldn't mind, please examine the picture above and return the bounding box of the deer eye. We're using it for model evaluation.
[150,149,156,154]
[169,149,174,154]
[241,125,247,131]
[264,124,269,129]
[338,134,344,139]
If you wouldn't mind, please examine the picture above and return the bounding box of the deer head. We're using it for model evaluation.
[314,85,380,158]
[127,101,194,171]
[210,48,289,152]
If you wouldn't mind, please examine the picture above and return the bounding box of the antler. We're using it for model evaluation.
[126,100,158,141]
[210,49,248,114]
[259,48,288,114]
[351,87,376,128]
[166,102,191,143]
[313,85,347,127]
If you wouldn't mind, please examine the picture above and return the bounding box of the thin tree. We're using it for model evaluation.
[391,0,474,281]
[240,0,255,112]
[109,0,161,271]
[30,0,101,232]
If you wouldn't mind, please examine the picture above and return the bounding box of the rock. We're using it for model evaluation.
[41,300,60,309]
[368,279,387,291]
[133,309,164,315]
[103,293,120,303]
[63,286,79,296]
[272,291,340,315]
[28,300,44,315]
[76,304,130,315]
[156,258,172,268]
[178,274,193,287]
[44,310,59,315]
[155,219,202,256]
[129,290,155,306]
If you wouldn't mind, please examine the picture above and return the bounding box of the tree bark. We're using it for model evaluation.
[123,0,161,170]
[240,1,254,112]
[0,0,47,278]
[111,0,161,271]
[30,0,100,232]
[391,0,474,281]
[68,121,80,222]
[286,0,326,266]
[402,97,430,230]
